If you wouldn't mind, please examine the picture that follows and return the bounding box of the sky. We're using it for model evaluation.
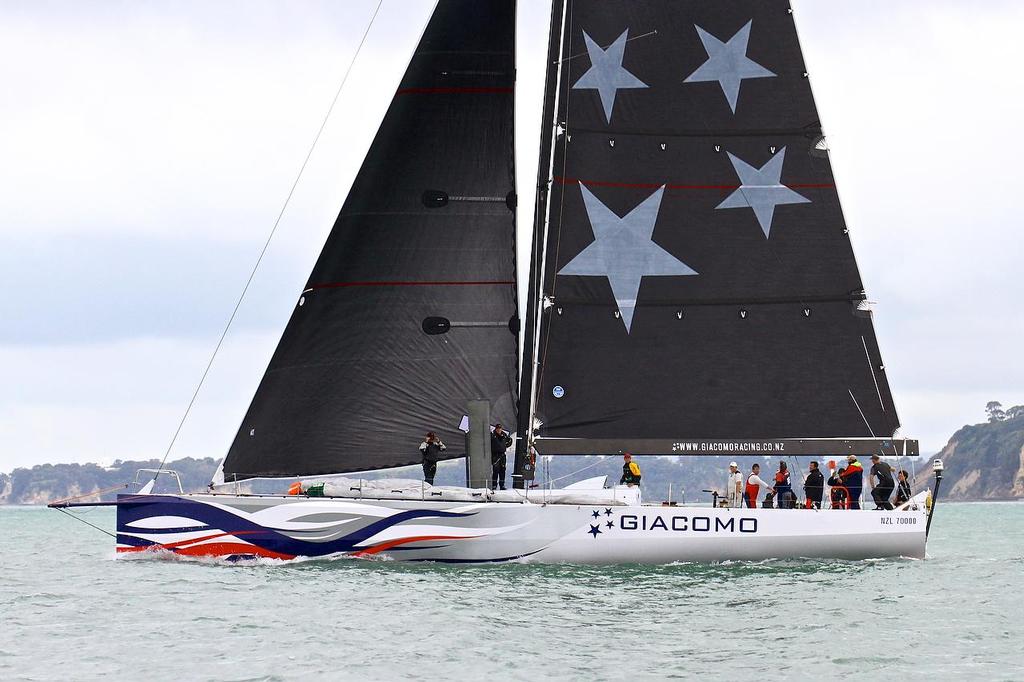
[1,0,1022,471]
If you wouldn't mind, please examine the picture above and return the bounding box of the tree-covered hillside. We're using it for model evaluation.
[1,453,908,506]
[0,458,221,505]
[5,404,1022,504]
[911,402,1024,500]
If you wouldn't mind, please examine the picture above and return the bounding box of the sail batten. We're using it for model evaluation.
[221,0,519,481]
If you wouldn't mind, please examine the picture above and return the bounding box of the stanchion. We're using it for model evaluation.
[925,459,944,539]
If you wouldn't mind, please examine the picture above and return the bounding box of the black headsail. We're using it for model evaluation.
[222,0,519,480]
[520,1,915,459]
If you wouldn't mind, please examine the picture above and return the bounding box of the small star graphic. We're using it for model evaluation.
[604,508,613,516]
[588,524,602,538]
[572,29,648,123]
[683,20,776,113]
[716,147,810,238]
[591,509,601,519]
[606,521,614,529]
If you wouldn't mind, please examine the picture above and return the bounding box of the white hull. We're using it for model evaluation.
[115,490,929,563]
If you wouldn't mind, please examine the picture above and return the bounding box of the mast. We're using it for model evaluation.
[513,0,570,488]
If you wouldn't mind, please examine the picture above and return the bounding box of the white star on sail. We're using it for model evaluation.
[558,184,697,333]
[572,29,649,123]
[716,147,811,238]
[683,20,775,113]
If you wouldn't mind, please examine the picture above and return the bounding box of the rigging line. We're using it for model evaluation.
[557,29,658,64]
[55,507,117,539]
[848,389,876,438]
[49,483,128,507]
[151,0,386,483]
[861,335,887,412]
[545,454,608,485]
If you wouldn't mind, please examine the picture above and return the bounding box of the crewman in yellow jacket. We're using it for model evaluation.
[620,453,642,487]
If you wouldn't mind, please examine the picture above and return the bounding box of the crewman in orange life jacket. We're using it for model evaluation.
[743,463,773,508]
[620,454,642,487]
[839,455,864,509]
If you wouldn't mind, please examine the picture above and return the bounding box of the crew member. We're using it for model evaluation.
[804,461,825,509]
[726,461,743,508]
[419,431,445,485]
[839,455,864,509]
[744,463,773,508]
[828,465,849,509]
[894,469,913,507]
[773,461,795,509]
[869,454,895,510]
[490,423,513,490]
[620,454,642,487]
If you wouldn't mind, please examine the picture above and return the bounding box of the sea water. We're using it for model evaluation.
[1,503,1022,681]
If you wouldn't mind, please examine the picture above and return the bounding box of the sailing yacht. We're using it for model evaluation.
[56,0,939,563]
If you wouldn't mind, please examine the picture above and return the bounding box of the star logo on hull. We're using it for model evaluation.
[684,20,775,113]
[558,184,697,333]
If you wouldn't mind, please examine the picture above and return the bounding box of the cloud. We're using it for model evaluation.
[792,0,1024,447]
[0,1,436,240]
[1,0,1021,468]
[0,332,277,469]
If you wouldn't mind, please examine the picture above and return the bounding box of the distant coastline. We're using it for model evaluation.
[5,411,1022,505]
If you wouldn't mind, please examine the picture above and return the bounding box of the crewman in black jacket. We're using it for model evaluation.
[419,431,445,485]
[804,461,825,509]
[490,424,513,490]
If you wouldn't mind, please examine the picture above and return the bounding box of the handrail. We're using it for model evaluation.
[133,469,184,494]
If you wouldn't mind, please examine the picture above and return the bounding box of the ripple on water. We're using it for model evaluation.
[2,503,1023,681]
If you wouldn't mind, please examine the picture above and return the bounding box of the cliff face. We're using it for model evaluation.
[914,414,1024,501]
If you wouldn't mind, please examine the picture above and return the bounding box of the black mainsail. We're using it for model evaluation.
[520,1,911,458]
[222,0,518,480]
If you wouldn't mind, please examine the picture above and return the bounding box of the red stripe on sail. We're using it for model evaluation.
[309,280,513,289]
[555,176,833,191]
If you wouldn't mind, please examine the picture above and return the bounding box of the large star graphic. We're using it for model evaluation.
[716,147,810,238]
[683,20,775,113]
[588,524,602,538]
[559,184,697,333]
[572,29,648,123]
